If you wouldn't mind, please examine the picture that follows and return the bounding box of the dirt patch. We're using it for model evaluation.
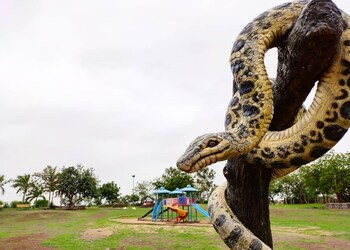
[274,226,336,237]
[270,208,288,217]
[87,211,109,225]
[273,230,350,250]
[0,233,52,250]
[89,211,108,220]
[15,210,70,222]
[322,238,350,250]
[80,228,114,241]
[118,236,154,249]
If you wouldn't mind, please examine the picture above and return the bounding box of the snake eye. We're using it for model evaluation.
[208,140,219,147]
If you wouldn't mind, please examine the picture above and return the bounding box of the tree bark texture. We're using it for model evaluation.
[224,0,344,248]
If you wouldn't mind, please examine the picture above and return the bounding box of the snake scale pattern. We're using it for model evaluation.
[177,1,350,249]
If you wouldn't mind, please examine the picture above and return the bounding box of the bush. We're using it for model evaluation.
[10,201,19,208]
[34,199,49,208]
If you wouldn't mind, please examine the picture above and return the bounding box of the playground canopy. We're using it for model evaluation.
[169,188,184,195]
[181,185,199,192]
[152,187,170,194]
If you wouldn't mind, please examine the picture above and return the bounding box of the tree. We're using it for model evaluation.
[194,168,217,202]
[57,166,80,205]
[153,167,194,191]
[299,164,324,202]
[78,167,99,203]
[268,180,283,205]
[11,174,31,202]
[298,152,350,203]
[26,180,46,203]
[130,194,140,204]
[93,188,102,206]
[277,173,308,204]
[120,195,131,204]
[56,165,99,206]
[134,180,153,203]
[35,166,60,207]
[0,175,10,195]
[316,152,350,202]
[269,152,350,204]
[99,181,120,205]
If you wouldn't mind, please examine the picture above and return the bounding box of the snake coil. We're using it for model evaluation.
[177,1,350,249]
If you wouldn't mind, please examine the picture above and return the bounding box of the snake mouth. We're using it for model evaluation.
[186,144,230,173]
[177,133,231,173]
[190,155,217,173]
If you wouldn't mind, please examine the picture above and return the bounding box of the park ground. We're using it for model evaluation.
[0,204,349,250]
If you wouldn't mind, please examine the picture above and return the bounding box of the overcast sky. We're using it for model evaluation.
[1,0,350,202]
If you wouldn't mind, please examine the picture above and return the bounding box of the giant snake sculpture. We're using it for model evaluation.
[177,0,350,249]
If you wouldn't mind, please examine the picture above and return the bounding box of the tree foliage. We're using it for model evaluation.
[26,180,46,202]
[0,175,10,195]
[11,174,31,202]
[134,180,153,203]
[99,181,120,205]
[269,151,350,204]
[316,151,350,202]
[194,168,217,202]
[35,166,60,207]
[56,165,99,206]
[268,180,283,205]
[79,167,99,202]
[152,167,194,191]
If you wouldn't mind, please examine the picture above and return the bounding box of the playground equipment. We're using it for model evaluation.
[166,188,188,222]
[152,187,170,221]
[138,185,210,223]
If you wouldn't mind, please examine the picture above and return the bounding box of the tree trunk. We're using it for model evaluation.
[224,0,343,248]
[336,192,343,203]
[48,192,52,208]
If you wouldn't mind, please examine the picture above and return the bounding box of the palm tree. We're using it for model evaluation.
[0,175,10,195]
[26,180,45,203]
[35,166,60,207]
[12,174,31,202]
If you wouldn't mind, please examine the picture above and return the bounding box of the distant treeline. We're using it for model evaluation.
[269,151,350,204]
[0,165,217,207]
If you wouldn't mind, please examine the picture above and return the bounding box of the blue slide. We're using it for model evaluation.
[191,203,210,219]
[152,200,165,221]
[151,201,160,220]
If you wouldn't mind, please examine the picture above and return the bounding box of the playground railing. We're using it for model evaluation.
[163,198,178,206]
[178,197,196,205]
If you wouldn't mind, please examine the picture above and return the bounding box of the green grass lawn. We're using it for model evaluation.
[0,204,349,249]
[270,204,350,239]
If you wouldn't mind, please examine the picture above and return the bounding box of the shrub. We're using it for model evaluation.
[34,199,49,208]
[10,201,19,208]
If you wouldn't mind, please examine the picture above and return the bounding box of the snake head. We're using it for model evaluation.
[177,132,236,173]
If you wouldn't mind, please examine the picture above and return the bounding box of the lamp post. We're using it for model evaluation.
[132,175,135,195]
[132,175,136,205]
